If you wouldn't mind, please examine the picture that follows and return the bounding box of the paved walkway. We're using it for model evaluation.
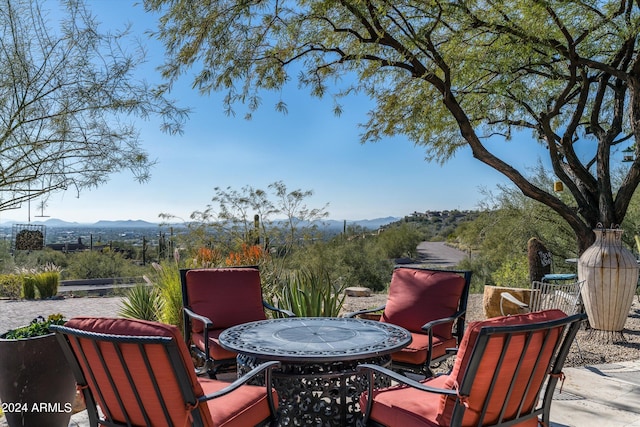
[0,295,124,332]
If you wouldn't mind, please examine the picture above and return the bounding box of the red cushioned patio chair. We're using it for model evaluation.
[358,310,586,427]
[180,267,294,378]
[344,266,472,377]
[51,317,280,427]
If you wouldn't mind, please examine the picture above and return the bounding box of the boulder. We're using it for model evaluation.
[344,287,372,297]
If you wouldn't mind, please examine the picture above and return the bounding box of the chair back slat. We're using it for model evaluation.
[75,334,187,426]
[69,335,115,422]
[477,333,511,425]
[52,318,214,427]
[139,343,173,424]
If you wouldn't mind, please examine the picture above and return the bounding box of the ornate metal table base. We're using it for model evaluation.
[238,353,391,426]
[220,318,411,427]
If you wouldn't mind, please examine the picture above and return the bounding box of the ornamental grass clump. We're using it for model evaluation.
[34,264,62,299]
[21,275,37,299]
[16,264,62,299]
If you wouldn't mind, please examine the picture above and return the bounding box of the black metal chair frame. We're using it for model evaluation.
[344,266,472,377]
[51,324,280,427]
[358,312,586,427]
[180,267,294,378]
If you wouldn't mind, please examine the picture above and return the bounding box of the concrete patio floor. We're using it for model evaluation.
[2,357,639,427]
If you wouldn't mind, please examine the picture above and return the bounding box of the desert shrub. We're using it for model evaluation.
[455,257,493,294]
[65,250,139,279]
[14,249,69,275]
[289,237,393,292]
[0,274,22,299]
[377,223,423,259]
[491,254,529,288]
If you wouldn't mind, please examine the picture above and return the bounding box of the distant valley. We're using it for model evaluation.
[0,217,402,245]
[0,216,400,229]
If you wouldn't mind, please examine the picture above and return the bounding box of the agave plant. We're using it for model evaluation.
[274,267,346,317]
[118,284,164,322]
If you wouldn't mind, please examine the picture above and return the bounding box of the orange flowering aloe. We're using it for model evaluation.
[195,247,222,268]
[225,244,266,266]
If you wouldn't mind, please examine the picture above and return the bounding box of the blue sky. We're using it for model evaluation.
[5,1,545,224]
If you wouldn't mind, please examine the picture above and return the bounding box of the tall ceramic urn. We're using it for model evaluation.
[578,226,639,334]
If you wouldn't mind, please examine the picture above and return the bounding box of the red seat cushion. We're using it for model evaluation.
[192,329,238,360]
[185,268,267,332]
[360,374,450,427]
[362,310,568,427]
[390,332,457,365]
[381,268,466,340]
[200,378,278,427]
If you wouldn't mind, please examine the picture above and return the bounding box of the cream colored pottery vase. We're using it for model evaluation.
[578,227,639,332]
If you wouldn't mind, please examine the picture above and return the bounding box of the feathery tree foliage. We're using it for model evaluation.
[145,0,640,253]
[0,0,187,212]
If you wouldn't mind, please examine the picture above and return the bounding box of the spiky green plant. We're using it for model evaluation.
[143,260,182,328]
[274,268,346,317]
[118,284,164,322]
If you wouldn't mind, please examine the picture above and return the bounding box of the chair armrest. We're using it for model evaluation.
[183,307,214,361]
[418,310,466,370]
[199,361,281,401]
[357,363,456,396]
[342,305,386,318]
[263,300,296,318]
[199,361,281,417]
[183,307,214,329]
[420,309,465,332]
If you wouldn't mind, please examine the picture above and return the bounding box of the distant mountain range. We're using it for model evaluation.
[0,216,401,230]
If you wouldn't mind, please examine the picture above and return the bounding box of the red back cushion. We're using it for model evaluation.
[381,268,466,337]
[64,317,213,426]
[185,268,267,332]
[436,309,568,426]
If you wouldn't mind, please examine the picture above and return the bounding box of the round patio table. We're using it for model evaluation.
[219,317,411,426]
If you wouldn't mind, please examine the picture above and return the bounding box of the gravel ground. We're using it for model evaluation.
[342,292,640,368]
